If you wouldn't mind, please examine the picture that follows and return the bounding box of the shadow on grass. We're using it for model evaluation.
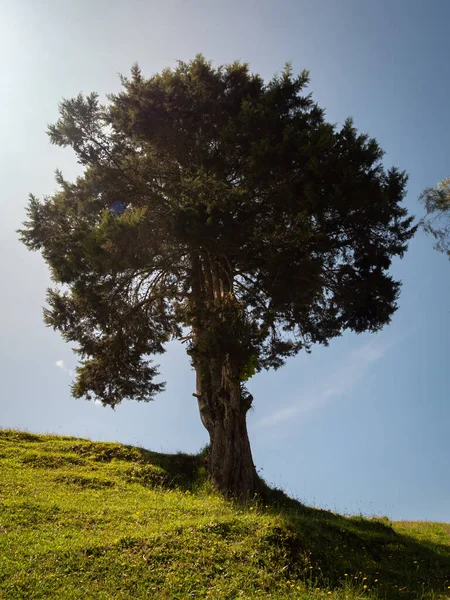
[262,485,450,599]
[0,430,207,490]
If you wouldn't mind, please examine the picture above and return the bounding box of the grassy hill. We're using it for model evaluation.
[0,430,449,599]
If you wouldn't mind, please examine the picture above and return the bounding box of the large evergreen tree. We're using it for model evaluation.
[19,56,416,497]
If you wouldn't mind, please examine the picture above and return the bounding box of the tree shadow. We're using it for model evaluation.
[265,487,450,599]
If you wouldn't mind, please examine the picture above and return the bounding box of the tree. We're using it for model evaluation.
[419,177,450,257]
[19,56,416,498]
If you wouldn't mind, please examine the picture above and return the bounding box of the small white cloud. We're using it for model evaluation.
[93,399,103,407]
[351,336,395,364]
[55,359,74,377]
[257,405,300,428]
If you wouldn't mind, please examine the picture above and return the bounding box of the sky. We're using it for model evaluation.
[1,0,449,522]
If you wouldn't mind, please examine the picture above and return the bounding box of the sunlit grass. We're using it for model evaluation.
[0,429,449,599]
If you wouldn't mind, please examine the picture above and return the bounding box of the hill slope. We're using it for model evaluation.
[0,430,449,599]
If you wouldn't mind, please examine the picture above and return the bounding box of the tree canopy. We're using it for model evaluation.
[419,177,450,258]
[19,56,416,496]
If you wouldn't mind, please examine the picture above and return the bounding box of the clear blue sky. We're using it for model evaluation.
[1,0,449,522]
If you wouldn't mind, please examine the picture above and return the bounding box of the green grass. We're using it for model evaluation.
[0,430,449,599]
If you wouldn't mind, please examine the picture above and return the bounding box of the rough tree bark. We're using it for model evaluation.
[193,355,260,498]
[188,252,261,498]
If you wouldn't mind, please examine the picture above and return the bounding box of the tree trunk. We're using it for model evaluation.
[194,356,260,499]
[188,251,260,498]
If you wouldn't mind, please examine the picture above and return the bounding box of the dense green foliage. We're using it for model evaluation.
[419,177,450,258]
[19,55,415,408]
[1,430,449,599]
